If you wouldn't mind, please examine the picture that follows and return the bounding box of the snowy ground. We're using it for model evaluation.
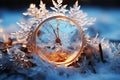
[0,8,120,80]
[0,54,120,80]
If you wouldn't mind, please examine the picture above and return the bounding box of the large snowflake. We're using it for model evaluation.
[10,0,96,43]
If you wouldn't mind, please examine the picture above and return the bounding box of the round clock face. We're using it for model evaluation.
[34,16,84,66]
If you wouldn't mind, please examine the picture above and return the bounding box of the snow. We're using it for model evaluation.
[1,55,120,80]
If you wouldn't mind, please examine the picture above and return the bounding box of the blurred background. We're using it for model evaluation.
[0,0,120,41]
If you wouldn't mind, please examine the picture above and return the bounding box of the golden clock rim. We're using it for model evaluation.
[32,15,85,67]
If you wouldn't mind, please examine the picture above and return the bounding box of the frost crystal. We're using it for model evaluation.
[23,1,48,19]
[110,43,120,72]
[69,1,96,27]
[10,0,95,46]
[51,0,68,13]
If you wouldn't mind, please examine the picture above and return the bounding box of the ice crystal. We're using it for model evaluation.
[110,43,120,72]
[22,0,96,25]
[69,1,96,27]
[85,33,110,50]
[23,1,48,19]
[51,0,68,13]
[10,0,96,48]
[7,46,31,68]
[111,43,120,54]
[23,4,39,19]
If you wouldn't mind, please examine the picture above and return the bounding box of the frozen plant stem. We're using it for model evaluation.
[99,43,105,63]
